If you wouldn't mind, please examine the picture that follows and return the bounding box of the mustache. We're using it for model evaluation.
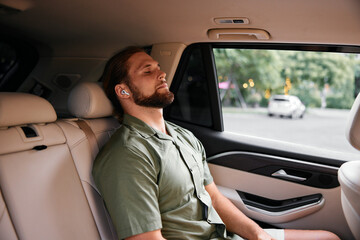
[156,80,168,89]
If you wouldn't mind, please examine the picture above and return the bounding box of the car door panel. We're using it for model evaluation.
[208,151,339,189]
[171,120,353,239]
[213,170,352,239]
[210,164,326,223]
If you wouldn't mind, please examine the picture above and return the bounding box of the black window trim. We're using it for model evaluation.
[165,43,224,131]
[200,44,223,131]
[211,42,360,54]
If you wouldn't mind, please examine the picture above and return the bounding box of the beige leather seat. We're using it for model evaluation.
[0,86,120,239]
[59,81,120,239]
[0,93,101,239]
[340,92,360,240]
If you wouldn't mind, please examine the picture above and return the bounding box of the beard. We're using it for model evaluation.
[128,82,174,108]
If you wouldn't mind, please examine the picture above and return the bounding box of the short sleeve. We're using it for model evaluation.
[93,145,162,239]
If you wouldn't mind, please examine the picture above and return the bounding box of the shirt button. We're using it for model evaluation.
[207,219,212,223]
[198,195,201,199]
[189,168,193,172]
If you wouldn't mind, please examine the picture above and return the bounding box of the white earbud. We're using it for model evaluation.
[121,90,130,96]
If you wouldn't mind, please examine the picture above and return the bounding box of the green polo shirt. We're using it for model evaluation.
[92,114,240,239]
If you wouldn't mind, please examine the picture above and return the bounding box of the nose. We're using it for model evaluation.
[158,70,166,81]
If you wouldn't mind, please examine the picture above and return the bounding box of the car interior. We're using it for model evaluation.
[1,0,360,239]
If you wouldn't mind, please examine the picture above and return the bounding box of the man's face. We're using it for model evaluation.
[126,52,174,108]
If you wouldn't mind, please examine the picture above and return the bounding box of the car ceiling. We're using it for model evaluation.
[1,0,360,57]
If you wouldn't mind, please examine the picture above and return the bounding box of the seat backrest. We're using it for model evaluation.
[62,81,121,239]
[346,91,360,151]
[340,92,360,240]
[0,93,101,240]
[338,161,360,240]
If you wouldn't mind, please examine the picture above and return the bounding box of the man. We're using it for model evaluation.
[92,46,340,240]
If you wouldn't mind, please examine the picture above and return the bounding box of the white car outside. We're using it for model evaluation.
[268,95,306,118]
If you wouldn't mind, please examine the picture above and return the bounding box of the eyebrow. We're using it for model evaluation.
[137,62,160,71]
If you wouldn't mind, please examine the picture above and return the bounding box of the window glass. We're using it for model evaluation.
[213,48,360,155]
[0,40,38,92]
[169,46,212,127]
[0,42,17,88]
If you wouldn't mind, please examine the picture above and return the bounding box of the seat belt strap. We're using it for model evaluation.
[75,120,102,196]
[76,120,99,158]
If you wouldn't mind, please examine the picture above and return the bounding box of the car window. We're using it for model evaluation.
[0,40,38,92]
[213,47,360,156]
[0,42,17,89]
[168,45,213,127]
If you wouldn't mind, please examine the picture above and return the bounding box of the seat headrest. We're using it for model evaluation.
[68,82,113,119]
[346,92,360,151]
[0,92,57,128]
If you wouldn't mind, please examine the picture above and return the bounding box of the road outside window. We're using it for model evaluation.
[213,48,360,155]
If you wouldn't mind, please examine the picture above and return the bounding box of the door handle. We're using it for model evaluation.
[271,169,307,182]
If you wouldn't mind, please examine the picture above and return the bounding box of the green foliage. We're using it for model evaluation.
[326,77,355,109]
[214,48,360,109]
[215,49,284,90]
[259,97,269,107]
[290,81,322,108]
[245,92,262,107]
[326,95,353,109]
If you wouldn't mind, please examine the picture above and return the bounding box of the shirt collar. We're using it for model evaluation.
[122,114,157,139]
[164,121,179,140]
[122,114,178,141]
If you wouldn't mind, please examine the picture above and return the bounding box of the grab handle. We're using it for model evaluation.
[271,169,307,182]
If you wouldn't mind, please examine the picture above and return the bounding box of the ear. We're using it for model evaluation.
[115,84,130,99]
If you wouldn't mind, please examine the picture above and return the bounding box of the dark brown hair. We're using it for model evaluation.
[101,46,145,118]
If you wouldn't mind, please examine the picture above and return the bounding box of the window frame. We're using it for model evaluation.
[165,43,223,131]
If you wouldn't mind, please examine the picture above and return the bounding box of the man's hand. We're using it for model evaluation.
[205,182,276,240]
[254,230,277,240]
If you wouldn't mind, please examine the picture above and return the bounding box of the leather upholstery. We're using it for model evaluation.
[0,91,119,239]
[0,124,65,155]
[0,83,120,239]
[0,93,100,239]
[0,144,100,240]
[346,92,360,151]
[0,92,57,128]
[56,118,119,240]
[0,189,17,240]
[338,161,360,240]
[67,82,113,119]
[341,92,360,240]
[60,82,120,239]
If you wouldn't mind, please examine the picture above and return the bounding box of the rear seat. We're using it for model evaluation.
[0,83,120,239]
[59,82,120,239]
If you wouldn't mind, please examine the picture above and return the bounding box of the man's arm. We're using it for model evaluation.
[126,229,165,240]
[205,182,275,240]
